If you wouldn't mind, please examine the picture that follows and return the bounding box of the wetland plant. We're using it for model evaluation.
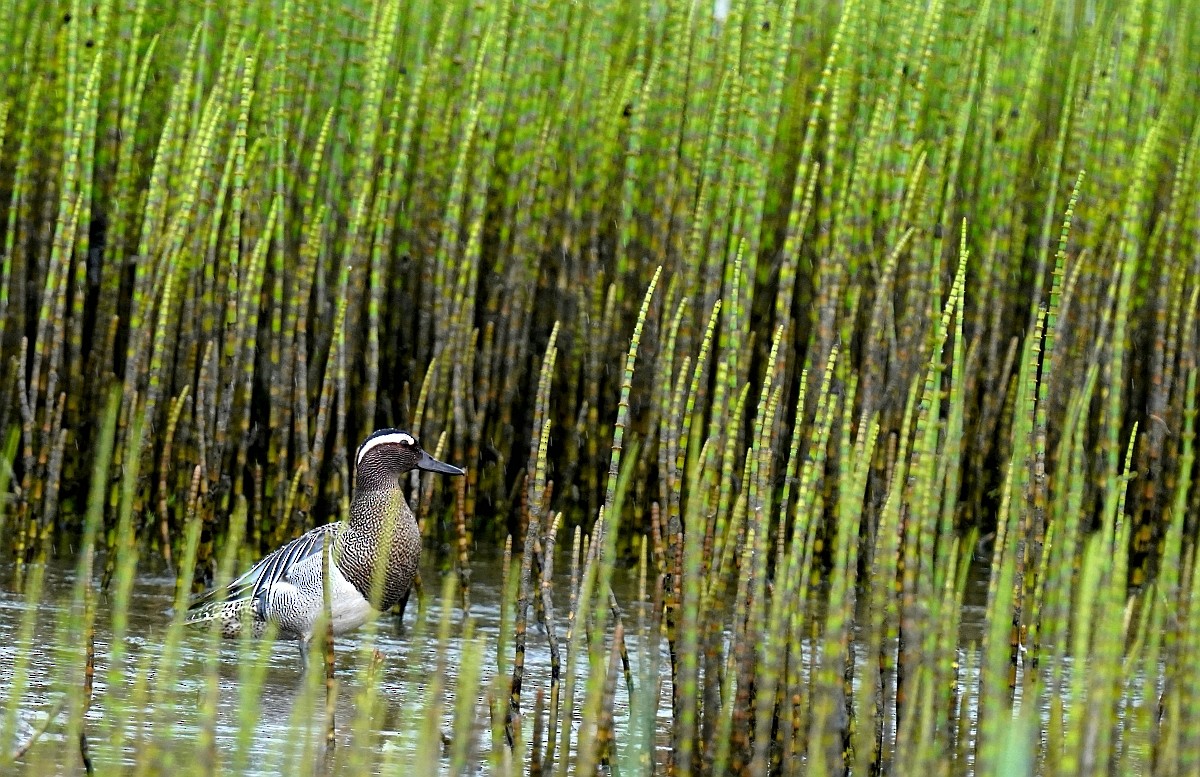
[1,0,1199,774]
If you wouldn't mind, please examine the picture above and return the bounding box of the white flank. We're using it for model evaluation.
[356,431,415,464]
[327,563,378,635]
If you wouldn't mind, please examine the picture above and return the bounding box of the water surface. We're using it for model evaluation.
[1,547,671,774]
[2,546,996,774]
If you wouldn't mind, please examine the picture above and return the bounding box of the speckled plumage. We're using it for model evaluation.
[185,429,464,663]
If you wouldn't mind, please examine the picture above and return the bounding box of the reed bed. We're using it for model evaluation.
[1,0,1199,773]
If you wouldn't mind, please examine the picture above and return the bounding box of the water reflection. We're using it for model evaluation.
[2,548,994,773]
[1,549,672,774]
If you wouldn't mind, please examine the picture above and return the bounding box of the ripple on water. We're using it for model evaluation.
[1,551,675,774]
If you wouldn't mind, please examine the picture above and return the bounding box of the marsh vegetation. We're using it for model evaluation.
[1,0,1198,774]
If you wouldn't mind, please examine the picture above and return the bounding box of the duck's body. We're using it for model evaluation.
[185,429,464,663]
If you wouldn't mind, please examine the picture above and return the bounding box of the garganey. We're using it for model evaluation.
[185,429,464,665]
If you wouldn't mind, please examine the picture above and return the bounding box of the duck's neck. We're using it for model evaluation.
[339,483,421,609]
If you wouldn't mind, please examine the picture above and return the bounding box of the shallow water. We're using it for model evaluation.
[1,547,672,774]
[1,545,997,774]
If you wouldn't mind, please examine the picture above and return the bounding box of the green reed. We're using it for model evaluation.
[1,0,1200,773]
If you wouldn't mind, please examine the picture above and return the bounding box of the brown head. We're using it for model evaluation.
[353,428,465,492]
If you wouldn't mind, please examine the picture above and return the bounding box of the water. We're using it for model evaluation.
[1,545,999,774]
[1,548,673,774]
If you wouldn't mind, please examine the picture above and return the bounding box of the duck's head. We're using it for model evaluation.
[354,428,465,489]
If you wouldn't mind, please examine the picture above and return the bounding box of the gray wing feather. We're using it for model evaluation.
[188,523,341,611]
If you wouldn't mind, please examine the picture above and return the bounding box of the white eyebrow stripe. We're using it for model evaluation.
[356,432,415,464]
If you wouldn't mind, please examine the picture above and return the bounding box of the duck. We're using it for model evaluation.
[185,428,465,665]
